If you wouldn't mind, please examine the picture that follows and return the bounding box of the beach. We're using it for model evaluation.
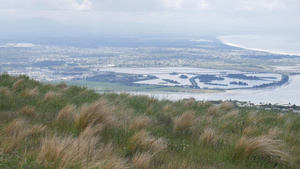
[218,35,300,56]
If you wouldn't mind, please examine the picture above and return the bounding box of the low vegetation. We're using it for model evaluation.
[0,74,300,168]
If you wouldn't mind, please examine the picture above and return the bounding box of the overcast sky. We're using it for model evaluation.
[0,0,299,37]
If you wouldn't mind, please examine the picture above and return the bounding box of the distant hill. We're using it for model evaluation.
[0,18,86,38]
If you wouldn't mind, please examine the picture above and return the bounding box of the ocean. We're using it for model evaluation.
[218,35,300,56]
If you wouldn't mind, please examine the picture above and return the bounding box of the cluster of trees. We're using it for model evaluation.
[197,75,224,82]
[254,75,289,88]
[162,79,180,84]
[227,74,261,80]
[169,72,178,75]
[86,73,157,84]
[230,81,248,86]
[179,75,188,79]
[204,82,228,86]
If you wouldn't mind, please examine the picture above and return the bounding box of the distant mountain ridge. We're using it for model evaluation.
[0,18,87,38]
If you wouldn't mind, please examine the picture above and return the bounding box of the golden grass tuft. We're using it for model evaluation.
[129,116,152,131]
[200,128,220,147]
[44,91,59,102]
[203,116,213,127]
[146,105,153,114]
[220,101,235,111]
[1,119,28,153]
[132,151,153,169]
[162,104,173,112]
[182,98,196,107]
[151,138,166,153]
[162,161,201,169]
[242,125,258,136]
[207,105,220,116]
[37,133,128,168]
[234,135,290,165]
[20,106,36,117]
[79,124,104,139]
[225,110,239,118]
[161,104,176,118]
[127,129,166,153]
[0,87,11,96]
[22,88,39,97]
[27,124,47,137]
[98,155,130,169]
[173,110,196,133]
[56,104,76,122]
[12,79,24,90]
[75,99,115,131]
[267,128,282,138]
[3,119,26,137]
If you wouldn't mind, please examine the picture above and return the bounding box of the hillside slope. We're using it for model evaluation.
[0,74,300,168]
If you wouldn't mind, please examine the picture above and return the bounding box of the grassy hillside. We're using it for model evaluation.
[0,74,300,168]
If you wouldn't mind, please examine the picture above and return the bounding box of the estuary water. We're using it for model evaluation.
[99,66,300,105]
[133,74,300,106]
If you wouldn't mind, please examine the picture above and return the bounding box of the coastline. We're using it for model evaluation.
[129,74,300,106]
[218,35,300,57]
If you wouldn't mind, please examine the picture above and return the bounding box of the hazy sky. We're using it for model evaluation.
[0,0,299,37]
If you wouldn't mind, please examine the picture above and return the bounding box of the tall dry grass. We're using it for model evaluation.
[0,87,11,97]
[162,104,174,113]
[129,116,152,131]
[56,104,76,122]
[225,110,239,118]
[37,127,128,168]
[132,151,153,169]
[75,99,115,131]
[200,128,220,147]
[161,104,176,119]
[79,124,103,139]
[182,98,196,107]
[20,106,36,117]
[173,110,196,133]
[44,91,59,102]
[22,88,39,97]
[234,135,290,165]
[12,79,24,90]
[27,124,47,138]
[0,119,28,153]
[267,128,282,138]
[162,160,199,169]
[207,105,220,116]
[127,129,166,153]
[220,101,235,111]
[146,105,153,114]
[242,125,258,136]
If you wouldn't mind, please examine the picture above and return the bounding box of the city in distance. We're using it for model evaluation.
[0,1,300,106]
[1,35,300,105]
